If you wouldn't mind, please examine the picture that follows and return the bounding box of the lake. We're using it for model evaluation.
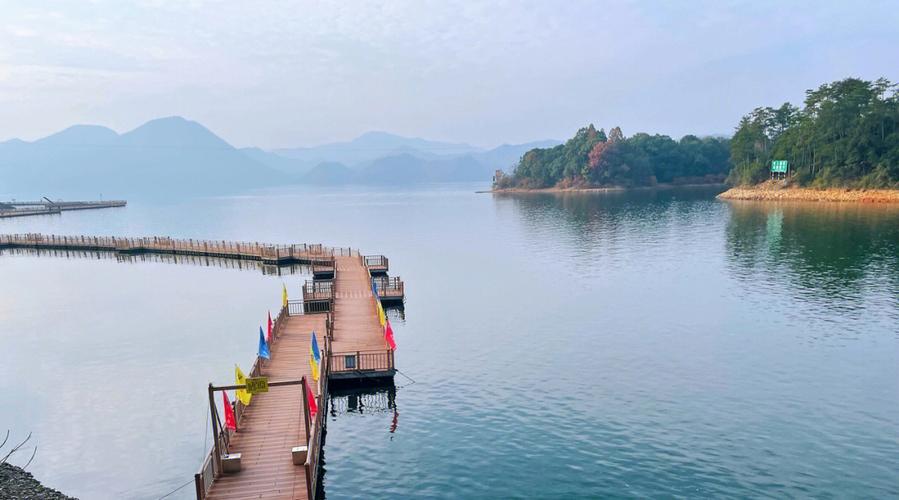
[1,184,898,499]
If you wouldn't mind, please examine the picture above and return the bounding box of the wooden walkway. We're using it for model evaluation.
[331,257,393,366]
[0,233,399,500]
[199,254,394,499]
[0,233,357,264]
[204,314,327,500]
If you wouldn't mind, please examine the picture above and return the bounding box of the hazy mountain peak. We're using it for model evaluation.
[121,116,232,149]
[35,124,120,146]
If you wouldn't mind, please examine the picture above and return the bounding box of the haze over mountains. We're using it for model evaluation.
[0,116,558,198]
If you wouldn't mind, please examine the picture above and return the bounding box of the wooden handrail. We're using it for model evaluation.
[0,233,358,260]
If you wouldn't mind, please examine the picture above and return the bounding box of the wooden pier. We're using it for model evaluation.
[0,233,354,264]
[198,254,397,499]
[198,310,330,500]
[329,256,396,381]
[0,199,126,218]
[0,233,401,500]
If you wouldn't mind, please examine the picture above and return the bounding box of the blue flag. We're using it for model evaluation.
[371,280,379,298]
[311,331,321,363]
[258,327,271,360]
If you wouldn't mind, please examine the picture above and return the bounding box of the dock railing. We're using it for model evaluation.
[329,349,394,374]
[0,233,361,262]
[371,275,404,299]
[288,299,305,316]
[364,254,389,272]
[304,333,329,499]
[302,280,334,302]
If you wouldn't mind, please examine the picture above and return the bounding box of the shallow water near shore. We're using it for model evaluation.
[1,183,898,499]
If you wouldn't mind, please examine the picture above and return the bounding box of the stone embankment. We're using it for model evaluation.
[718,181,899,203]
[0,463,76,500]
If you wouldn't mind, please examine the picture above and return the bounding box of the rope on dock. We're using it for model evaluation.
[156,478,194,499]
[395,368,417,389]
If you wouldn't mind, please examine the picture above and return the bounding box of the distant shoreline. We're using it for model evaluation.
[482,182,726,194]
[717,185,899,203]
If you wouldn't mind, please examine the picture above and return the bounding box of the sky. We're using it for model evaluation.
[1,0,898,149]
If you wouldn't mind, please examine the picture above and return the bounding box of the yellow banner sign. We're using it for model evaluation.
[246,377,269,394]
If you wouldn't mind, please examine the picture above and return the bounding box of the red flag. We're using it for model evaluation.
[305,380,318,419]
[267,310,273,343]
[385,318,397,351]
[223,392,237,431]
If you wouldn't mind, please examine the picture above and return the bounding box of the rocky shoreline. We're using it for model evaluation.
[717,184,899,203]
[0,463,76,500]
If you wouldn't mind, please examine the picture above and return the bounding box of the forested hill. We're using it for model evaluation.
[496,125,730,189]
[728,77,899,188]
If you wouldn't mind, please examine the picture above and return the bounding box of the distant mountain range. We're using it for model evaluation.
[0,117,558,197]
[244,130,557,185]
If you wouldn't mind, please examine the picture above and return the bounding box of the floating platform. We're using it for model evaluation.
[372,275,405,305]
[0,200,126,218]
[364,255,389,275]
[302,280,333,313]
[0,233,358,264]
[311,258,335,279]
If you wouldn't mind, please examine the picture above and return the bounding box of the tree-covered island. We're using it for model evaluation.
[494,125,730,189]
[497,77,899,200]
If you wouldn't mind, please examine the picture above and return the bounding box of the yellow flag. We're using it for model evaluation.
[235,365,252,406]
[282,283,288,308]
[376,300,386,327]
[309,353,320,381]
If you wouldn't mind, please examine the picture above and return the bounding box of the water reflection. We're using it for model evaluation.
[0,247,312,276]
[724,201,899,309]
[329,384,398,418]
[493,187,727,278]
[321,385,400,498]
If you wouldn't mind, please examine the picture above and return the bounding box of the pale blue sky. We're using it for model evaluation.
[1,0,897,148]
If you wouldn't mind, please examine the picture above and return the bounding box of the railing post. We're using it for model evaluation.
[305,460,313,500]
[208,383,221,477]
[301,376,311,445]
[194,473,204,500]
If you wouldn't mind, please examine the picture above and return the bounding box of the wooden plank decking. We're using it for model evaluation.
[201,256,395,499]
[333,256,390,351]
[205,314,326,500]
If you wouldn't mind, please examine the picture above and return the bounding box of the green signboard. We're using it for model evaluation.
[771,160,789,173]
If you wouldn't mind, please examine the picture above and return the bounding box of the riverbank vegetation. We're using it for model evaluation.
[500,77,899,192]
[728,77,899,188]
[495,125,730,189]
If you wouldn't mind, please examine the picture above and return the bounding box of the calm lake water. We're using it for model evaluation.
[1,184,898,499]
